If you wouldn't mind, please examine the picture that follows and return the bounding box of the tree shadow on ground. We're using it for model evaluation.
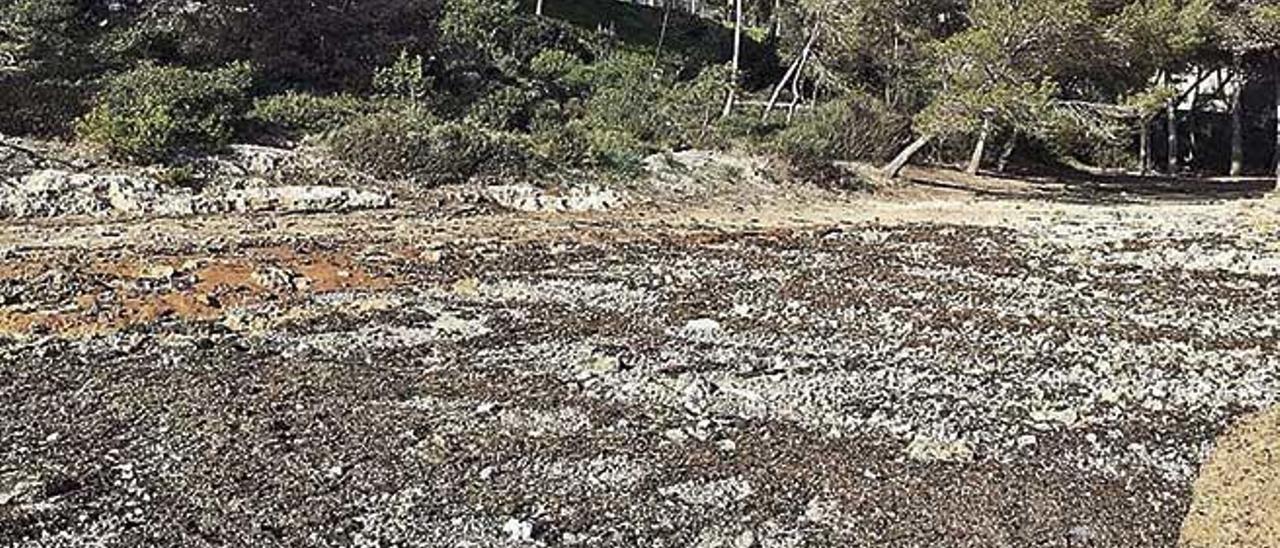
[902,165,1277,205]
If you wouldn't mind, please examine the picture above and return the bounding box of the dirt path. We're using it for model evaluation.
[1,178,1277,547]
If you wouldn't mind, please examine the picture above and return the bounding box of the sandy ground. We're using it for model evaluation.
[1,170,1278,547]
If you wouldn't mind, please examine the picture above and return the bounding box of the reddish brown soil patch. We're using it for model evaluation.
[0,249,398,338]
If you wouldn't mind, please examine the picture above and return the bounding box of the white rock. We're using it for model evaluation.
[906,434,975,463]
[683,318,722,334]
[501,518,534,542]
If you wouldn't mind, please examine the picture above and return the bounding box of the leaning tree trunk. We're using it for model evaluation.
[786,45,815,122]
[721,0,743,118]
[763,22,819,121]
[764,54,803,121]
[967,118,991,176]
[536,0,544,15]
[883,134,934,178]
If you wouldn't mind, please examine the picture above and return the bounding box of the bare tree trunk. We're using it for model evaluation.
[967,118,991,175]
[536,0,544,16]
[653,0,672,71]
[1166,99,1177,175]
[764,59,801,120]
[883,134,933,178]
[763,22,818,121]
[1156,70,1177,176]
[786,44,816,123]
[1139,119,1151,176]
[772,0,781,37]
[721,0,742,118]
[997,134,1016,173]
[1231,75,1245,177]
[1274,59,1280,187]
[1187,74,1200,168]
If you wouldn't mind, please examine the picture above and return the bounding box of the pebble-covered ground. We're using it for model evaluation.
[1,190,1278,547]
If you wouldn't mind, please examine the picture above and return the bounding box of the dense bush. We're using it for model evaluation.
[467,85,539,131]
[528,49,587,84]
[0,76,86,136]
[372,50,433,101]
[530,120,595,167]
[78,63,253,162]
[772,92,911,168]
[328,110,540,185]
[577,54,730,154]
[249,92,371,138]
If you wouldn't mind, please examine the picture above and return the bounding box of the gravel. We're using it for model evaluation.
[1,193,1276,546]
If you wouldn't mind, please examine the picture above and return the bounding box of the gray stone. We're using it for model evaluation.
[906,434,975,464]
[0,169,390,220]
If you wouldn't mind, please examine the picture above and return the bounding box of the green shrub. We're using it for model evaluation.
[467,84,538,131]
[706,110,780,150]
[583,126,648,171]
[531,126,592,167]
[772,92,910,168]
[249,92,371,137]
[528,49,586,82]
[578,54,729,154]
[78,62,253,162]
[373,50,432,101]
[439,0,520,69]
[328,110,539,185]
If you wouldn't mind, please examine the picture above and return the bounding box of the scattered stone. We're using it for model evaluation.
[664,428,689,443]
[139,264,177,280]
[452,277,481,297]
[195,293,221,308]
[683,318,722,335]
[660,477,755,508]
[578,354,621,377]
[906,434,975,464]
[0,169,390,219]
[221,144,294,176]
[251,266,308,293]
[485,184,625,213]
[430,312,489,337]
[803,496,840,525]
[215,186,390,215]
[0,477,41,506]
[502,517,535,542]
[1030,408,1081,430]
[1067,525,1098,545]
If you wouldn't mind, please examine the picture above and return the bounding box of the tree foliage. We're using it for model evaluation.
[4,0,1280,178]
